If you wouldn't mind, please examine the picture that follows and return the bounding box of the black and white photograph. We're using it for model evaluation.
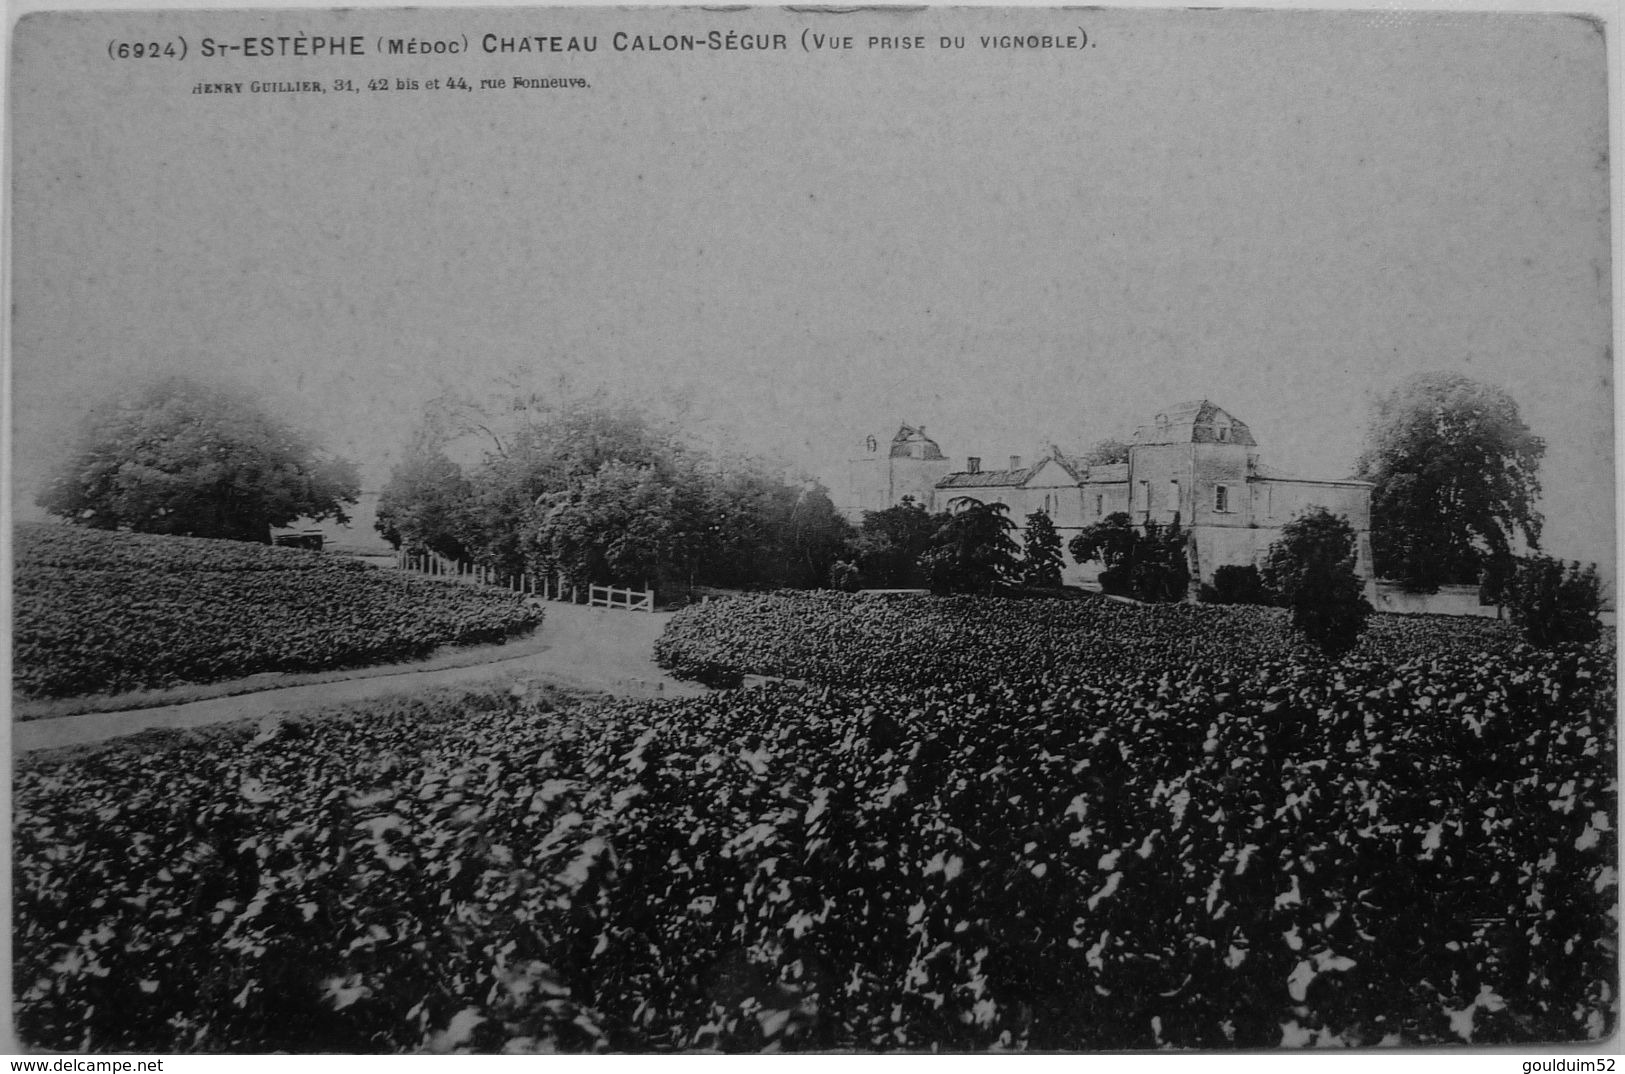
[5,1,1619,1056]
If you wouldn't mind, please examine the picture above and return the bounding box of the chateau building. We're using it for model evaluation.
[844,424,953,519]
[845,401,1374,590]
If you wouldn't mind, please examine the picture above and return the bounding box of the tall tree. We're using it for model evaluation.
[855,496,940,588]
[784,483,858,590]
[922,497,1020,595]
[533,462,677,589]
[1356,372,1544,592]
[37,374,358,543]
[375,445,474,560]
[1020,510,1065,588]
[391,388,697,574]
[1128,516,1190,603]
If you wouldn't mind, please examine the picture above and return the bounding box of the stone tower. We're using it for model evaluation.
[843,424,953,521]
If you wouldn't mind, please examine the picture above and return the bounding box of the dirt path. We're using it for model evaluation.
[14,602,705,753]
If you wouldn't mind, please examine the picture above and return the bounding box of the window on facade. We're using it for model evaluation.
[1214,484,1230,513]
[1137,481,1150,515]
[1168,480,1180,517]
[1096,494,1104,518]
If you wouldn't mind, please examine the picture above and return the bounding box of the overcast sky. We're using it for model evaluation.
[10,6,1613,570]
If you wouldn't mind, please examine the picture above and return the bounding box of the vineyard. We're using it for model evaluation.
[12,591,1615,1051]
[12,523,542,701]
[653,590,1525,688]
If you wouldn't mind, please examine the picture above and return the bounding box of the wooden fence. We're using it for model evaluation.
[588,583,653,612]
[395,551,653,612]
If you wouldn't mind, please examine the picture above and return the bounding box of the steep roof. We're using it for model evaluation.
[1132,400,1257,447]
[1041,452,1086,483]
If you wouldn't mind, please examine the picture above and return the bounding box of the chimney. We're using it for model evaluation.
[1010,455,1022,470]
[967,456,981,473]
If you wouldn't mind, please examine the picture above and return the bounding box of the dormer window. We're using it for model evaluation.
[1216,424,1231,443]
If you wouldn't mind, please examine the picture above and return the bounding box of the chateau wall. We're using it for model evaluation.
[844,457,887,520]
[1372,582,1497,618]
[1188,444,1255,527]
[1192,522,1375,593]
[1251,479,1371,530]
[1079,481,1129,525]
[893,457,953,511]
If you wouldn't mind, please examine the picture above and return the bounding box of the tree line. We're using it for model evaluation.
[373,390,853,594]
[35,370,1605,648]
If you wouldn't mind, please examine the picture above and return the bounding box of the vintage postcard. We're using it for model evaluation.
[6,2,1618,1058]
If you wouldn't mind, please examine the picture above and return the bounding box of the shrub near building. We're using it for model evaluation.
[1502,554,1606,648]
[1261,507,1371,657]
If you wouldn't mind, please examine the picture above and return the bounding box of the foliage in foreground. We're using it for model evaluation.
[1200,565,1275,606]
[1500,555,1606,649]
[12,523,540,700]
[15,617,1616,1051]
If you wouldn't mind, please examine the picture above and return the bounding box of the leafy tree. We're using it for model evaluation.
[856,497,941,588]
[1503,555,1604,648]
[1069,512,1189,602]
[1131,518,1191,603]
[693,463,827,590]
[1068,512,1140,596]
[461,396,694,574]
[37,374,358,543]
[784,483,858,590]
[1357,372,1545,592]
[383,384,860,596]
[1080,438,1130,467]
[1261,507,1372,657]
[533,462,676,590]
[375,445,474,560]
[922,497,1020,595]
[1476,550,1518,614]
[1020,510,1065,588]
